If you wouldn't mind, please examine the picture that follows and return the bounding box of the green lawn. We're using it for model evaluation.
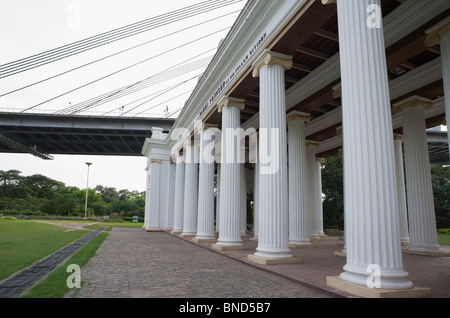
[21,232,108,298]
[0,218,89,281]
[438,233,450,246]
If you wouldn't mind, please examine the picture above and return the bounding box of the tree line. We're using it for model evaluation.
[0,170,145,220]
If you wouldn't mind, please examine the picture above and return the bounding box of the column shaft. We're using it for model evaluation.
[147,160,161,231]
[316,159,325,237]
[172,155,185,234]
[166,162,176,230]
[336,0,412,289]
[393,135,409,244]
[252,50,293,260]
[306,143,320,240]
[253,159,259,240]
[143,168,151,230]
[215,163,221,234]
[195,127,217,242]
[240,163,247,235]
[399,100,440,252]
[287,113,311,246]
[215,98,245,247]
[181,143,199,236]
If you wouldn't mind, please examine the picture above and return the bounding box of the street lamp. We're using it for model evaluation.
[84,162,93,219]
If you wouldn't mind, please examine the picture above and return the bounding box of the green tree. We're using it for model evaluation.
[321,155,344,229]
[0,170,23,197]
[20,174,65,199]
[95,185,119,203]
[431,164,450,228]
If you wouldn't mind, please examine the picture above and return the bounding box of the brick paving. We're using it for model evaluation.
[70,228,339,298]
[69,227,450,299]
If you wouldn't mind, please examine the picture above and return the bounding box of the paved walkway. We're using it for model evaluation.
[0,227,106,298]
[69,227,450,299]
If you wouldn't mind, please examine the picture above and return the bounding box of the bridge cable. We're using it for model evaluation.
[0,0,242,78]
[61,56,212,115]
[0,9,240,99]
[20,26,230,113]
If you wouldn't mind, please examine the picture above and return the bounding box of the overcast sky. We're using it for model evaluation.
[0,0,246,191]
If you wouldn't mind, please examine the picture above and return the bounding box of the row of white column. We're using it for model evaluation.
[327,0,446,290]
[146,0,448,292]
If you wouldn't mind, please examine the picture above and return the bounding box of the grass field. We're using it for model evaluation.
[21,232,108,298]
[0,218,89,282]
[438,233,450,246]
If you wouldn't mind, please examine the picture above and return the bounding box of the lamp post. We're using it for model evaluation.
[84,162,93,219]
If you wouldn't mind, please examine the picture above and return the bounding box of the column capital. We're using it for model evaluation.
[321,0,336,5]
[217,96,245,113]
[316,158,325,164]
[305,140,320,149]
[252,50,293,78]
[286,111,311,123]
[393,134,404,142]
[425,16,450,47]
[392,95,433,114]
[150,159,161,164]
[194,121,219,132]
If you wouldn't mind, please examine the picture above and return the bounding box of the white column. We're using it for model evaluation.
[425,17,450,154]
[393,96,440,253]
[195,125,217,242]
[252,159,259,240]
[143,167,151,231]
[215,163,221,234]
[166,161,176,230]
[213,96,246,249]
[159,159,170,230]
[306,141,320,240]
[316,158,325,237]
[287,111,311,247]
[249,50,299,264]
[172,153,185,234]
[334,0,412,289]
[146,159,161,231]
[181,141,199,237]
[393,134,409,245]
[240,163,247,236]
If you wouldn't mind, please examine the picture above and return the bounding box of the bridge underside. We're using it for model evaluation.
[0,113,175,159]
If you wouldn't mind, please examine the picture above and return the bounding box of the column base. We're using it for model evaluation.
[145,228,162,232]
[247,254,302,265]
[212,243,248,251]
[289,243,314,248]
[403,247,450,257]
[180,233,196,238]
[249,237,258,241]
[171,230,182,235]
[193,237,217,243]
[334,251,347,257]
[326,276,431,298]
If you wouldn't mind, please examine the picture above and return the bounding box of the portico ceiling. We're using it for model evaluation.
[203,0,448,159]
